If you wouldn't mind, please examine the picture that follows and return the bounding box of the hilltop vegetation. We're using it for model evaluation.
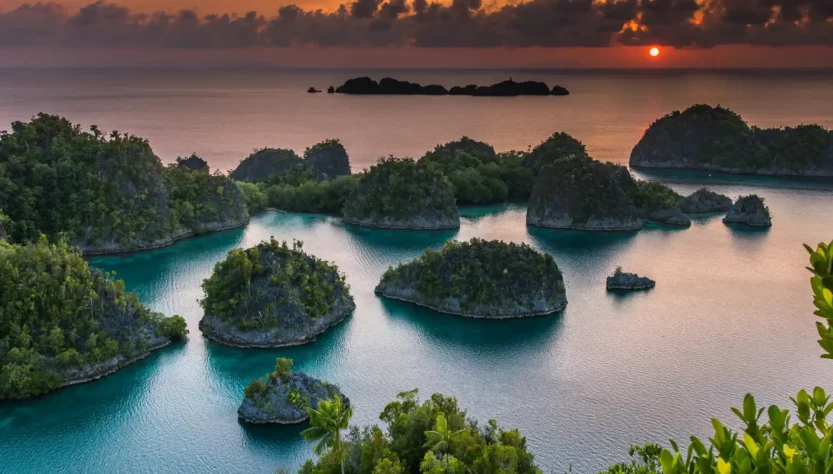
[0,114,248,254]
[0,238,186,400]
[630,104,833,176]
[199,239,355,348]
[377,238,566,318]
[342,158,459,229]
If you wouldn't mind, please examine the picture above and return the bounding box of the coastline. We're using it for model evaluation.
[342,216,460,231]
[376,290,567,319]
[630,162,833,179]
[198,308,353,349]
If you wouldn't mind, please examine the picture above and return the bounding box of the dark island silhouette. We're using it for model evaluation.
[321,77,570,97]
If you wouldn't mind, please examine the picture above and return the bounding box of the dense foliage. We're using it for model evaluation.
[200,239,350,330]
[0,237,185,399]
[0,114,247,253]
[342,158,458,226]
[244,357,293,399]
[630,181,684,213]
[604,240,833,473]
[304,139,352,181]
[419,138,534,204]
[298,389,540,474]
[378,238,565,311]
[522,132,588,172]
[230,148,304,183]
[631,104,833,175]
[236,181,269,214]
[267,175,363,214]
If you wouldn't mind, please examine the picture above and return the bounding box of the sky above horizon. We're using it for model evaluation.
[1,0,832,68]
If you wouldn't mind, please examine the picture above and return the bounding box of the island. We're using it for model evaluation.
[342,157,460,230]
[527,155,643,231]
[723,195,772,227]
[0,114,249,255]
[307,87,321,93]
[238,358,347,424]
[418,137,533,204]
[681,188,733,213]
[230,148,305,183]
[0,238,187,400]
[521,132,589,172]
[304,139,352,181]
[375,238,567,318]
[631,181,691,227]
[630,104,833,177]
[333,77,570,97]
[606,267,656,290]
[198,239,355,348]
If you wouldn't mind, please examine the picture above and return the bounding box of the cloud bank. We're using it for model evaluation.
[1,0,832,49]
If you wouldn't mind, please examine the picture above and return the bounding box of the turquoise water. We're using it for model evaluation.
[2,177,833,473]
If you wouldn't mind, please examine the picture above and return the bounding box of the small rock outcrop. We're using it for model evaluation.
[606,268,656,291]
[238,358,347,424]
[376,238,567,318]
[333,77,570,97]
[527,155,643,231]
[630,104,833,177]
[723,195,772,227]
[645,207,691,227]
[230,148,304,183]
[304,139,352,181]
[342,157,460,230]
[199,239,355,348]
[307,87,321,93]
[681,188,733,213]
[327,86,335,93]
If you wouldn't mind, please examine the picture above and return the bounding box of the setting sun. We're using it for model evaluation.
[650,47,660,57]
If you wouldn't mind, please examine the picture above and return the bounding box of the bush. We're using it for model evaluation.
[155,316,188,341]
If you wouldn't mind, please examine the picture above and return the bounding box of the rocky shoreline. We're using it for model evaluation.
[78,219,249,256]
[606,269,656,290]
[376,290,566,319]
[526,216,644,232]
[342,215,460,231]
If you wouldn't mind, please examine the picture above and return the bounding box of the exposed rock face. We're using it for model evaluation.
[630,104,833,177]
[527,156,643,231]
[199,240,355,348]
[681,188,733,213]
[304,140,352,181]
[723,195,772,227]
[376,239,567,318]
[230,148,304,183]
[645,207,691,227]
[342,158,460,230]
[606,268,655,290]
[238,372,347,424]
[333,77,570,97]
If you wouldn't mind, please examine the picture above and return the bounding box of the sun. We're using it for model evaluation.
[649,47,660,57]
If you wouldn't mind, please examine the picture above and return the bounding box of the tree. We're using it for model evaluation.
[423,414,465,474]
[302,394,354,474]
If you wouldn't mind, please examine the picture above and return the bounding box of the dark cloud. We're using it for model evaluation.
[1,0,832,49]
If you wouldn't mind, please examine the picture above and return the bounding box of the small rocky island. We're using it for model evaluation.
[304,139,352,181]
[332,77,570,97]
[630,104,833,177]
[239,358,347,424]
[606,268,656,291]
[231,140,352,184]
[230,148,305,183]
[527,155,643,231]
[342,157,460,230]
[199,239,355,348]
[0,239,187,400]
[375,238,567,318]
[681,188,733,213]
[723,195,772,227]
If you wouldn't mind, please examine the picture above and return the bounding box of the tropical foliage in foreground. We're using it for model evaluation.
[0,237,186,399]
[297,389,540,474]
[604,239,833,473]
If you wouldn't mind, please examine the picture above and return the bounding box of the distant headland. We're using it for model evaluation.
[315,77,570,97]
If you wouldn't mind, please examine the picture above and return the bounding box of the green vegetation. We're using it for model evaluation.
[298,390,540,474]
[377,238,565,315]
[267,175,363,214]
[604,240,833,473]
[304,139,352,181]
[230,148,304,183]
[522,132,588,172]
[419,138,534,204]
[236,181,269,214]
[0,114,247,253]
[200,239,351,331]
[342,158,459,228]
[631,104,833,175]
[630,180,684,213]
[0,237,185,400]
[244,357,294,399]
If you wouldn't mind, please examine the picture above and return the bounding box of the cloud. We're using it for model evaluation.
[0,0,832,49]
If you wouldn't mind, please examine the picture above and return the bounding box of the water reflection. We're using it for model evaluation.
[631,168,833,192]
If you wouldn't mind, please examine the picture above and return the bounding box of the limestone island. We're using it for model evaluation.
[681,188,733,213]
[342,157,460,230]
[0,114,249,255]
[307,87,321,93]
[238,358,347,424]
[630,104,833,177]
[606,267,656,291]
[198,239,355,348]
[231,140,352,184]
[304,139,352,181]
[333,77,570,97]
[375,238,567,318]
[723,195,772,227]
[0,238,187,400]
[230,148,305,183]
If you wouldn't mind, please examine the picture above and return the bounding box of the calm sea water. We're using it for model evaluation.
[2,173,833,473]
[0,68,832,171]
[2,69,833,473]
